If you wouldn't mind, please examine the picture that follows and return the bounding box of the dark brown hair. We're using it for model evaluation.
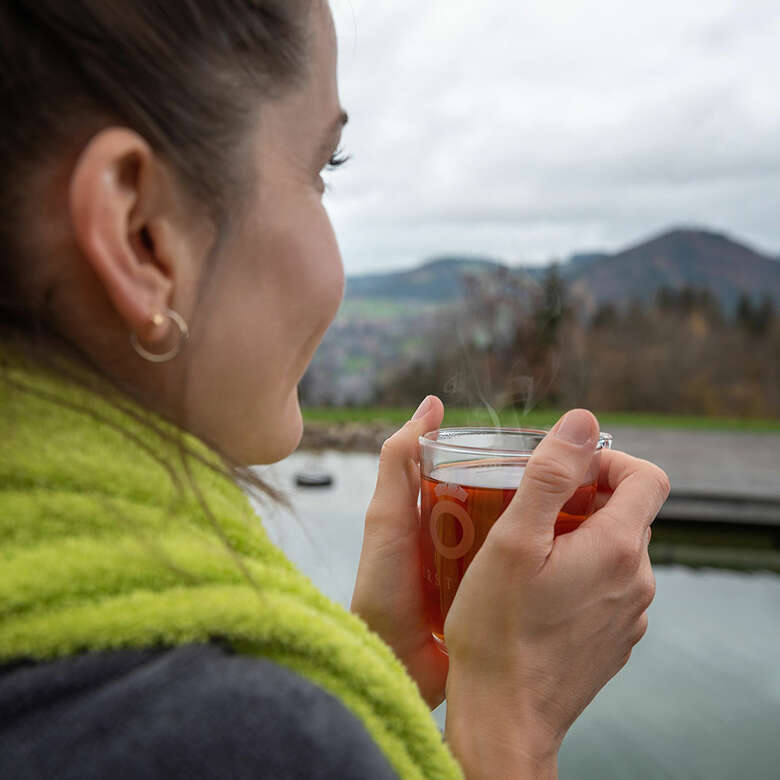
[0,1,317,520]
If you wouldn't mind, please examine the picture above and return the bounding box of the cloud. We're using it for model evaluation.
[327,0,780,273]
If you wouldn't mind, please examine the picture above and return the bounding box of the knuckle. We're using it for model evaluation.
[525,454,577,495]
[364,497,383,525]
[632,613,649,645]
[379,432,401,461]
[652,465,672,502]
[486,522,540,566]
[612,535,642,575]
[638,568,656,608]
[379,421,417,464]
[487,524,521,559]
[378,441,391,463]
[639,461,671,504]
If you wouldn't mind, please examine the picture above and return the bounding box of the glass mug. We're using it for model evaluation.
[419,427,613,653]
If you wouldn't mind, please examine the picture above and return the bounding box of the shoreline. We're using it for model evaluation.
[299,422,395,453]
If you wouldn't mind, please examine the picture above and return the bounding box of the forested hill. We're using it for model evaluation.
[345,256,506,302]
[345,228,780,311]
[564,229,780,312]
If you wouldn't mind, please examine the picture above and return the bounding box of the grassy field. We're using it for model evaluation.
[302,406,780,433]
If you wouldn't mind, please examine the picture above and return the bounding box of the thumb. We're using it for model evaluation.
[371,395,445,516]
[492,409,599,566]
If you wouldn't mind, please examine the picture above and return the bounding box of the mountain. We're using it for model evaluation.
[309,227,779,405]
[346,255,508,302]
[565,252,611,271]
[345,228,780,312]
[566,228,780,313]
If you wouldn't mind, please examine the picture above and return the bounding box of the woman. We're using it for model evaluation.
[0,1,670,778]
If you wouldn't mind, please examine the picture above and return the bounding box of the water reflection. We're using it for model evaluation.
[252,452,780,780]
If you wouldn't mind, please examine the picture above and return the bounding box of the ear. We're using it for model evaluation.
[69,127,180,347]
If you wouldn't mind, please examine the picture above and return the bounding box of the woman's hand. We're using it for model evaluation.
[350,395,449,709]
[443,409,670,779]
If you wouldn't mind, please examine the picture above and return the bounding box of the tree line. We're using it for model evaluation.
[378,267,779,418]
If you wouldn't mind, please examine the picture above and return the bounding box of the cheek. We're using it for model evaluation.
[184,202,343,465]
[277,208,344,341]
[218,203,343,413]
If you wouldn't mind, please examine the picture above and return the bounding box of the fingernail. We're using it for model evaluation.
[554,410,596,446]
[412,396,432,421]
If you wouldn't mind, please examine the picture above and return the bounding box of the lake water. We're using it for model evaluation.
[252,451,780,780]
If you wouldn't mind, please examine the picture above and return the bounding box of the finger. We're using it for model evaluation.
[591,451,635,510]
[597,449,670,498]
[592,451,665,519]
[585,456,670,538]
[370,395,445,518]
[492,409,601,566]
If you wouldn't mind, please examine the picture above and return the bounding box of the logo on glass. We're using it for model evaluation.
[429,483,475,560]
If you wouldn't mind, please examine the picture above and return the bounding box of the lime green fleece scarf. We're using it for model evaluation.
[0,342,462,780]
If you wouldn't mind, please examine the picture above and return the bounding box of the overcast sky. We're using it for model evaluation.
[324,0,780,274]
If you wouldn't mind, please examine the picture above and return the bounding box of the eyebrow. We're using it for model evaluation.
[333,110,349,131]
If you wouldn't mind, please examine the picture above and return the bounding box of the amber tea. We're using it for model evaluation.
[419,429,612,651]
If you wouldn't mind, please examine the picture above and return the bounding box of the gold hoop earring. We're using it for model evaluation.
[130,308,190,364]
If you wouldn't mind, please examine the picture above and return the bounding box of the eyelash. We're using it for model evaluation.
[327,147,351,170]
